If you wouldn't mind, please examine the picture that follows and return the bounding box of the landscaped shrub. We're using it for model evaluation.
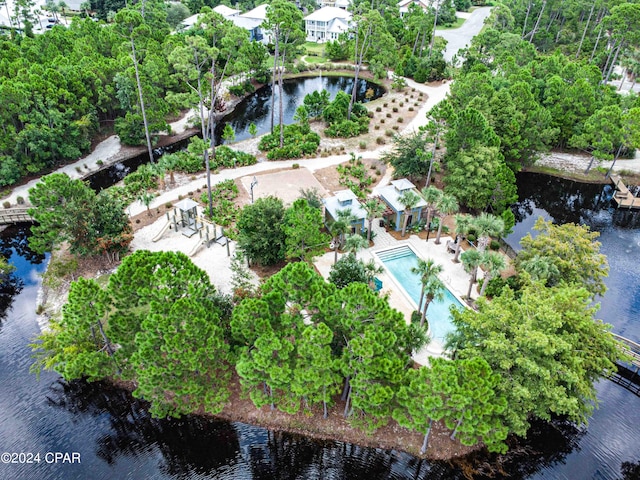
[200,179,239,226]
[386,113,392,118]
[489,240,501,251]
[375,106,382,112]
[376,137,385,145]
[392,107,399,113]
[16,196,24,205]
[397,117,404,123]
[385,129,394,137]
[259,124,320,160]
[374,125,380,130]
[215,146,257,169]
[359,141,367,150]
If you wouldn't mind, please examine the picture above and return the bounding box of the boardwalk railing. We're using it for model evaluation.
[0,207,33,225]
[609,333,640,396]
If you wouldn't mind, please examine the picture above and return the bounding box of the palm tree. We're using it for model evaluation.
[461,249,483,300]
[138,192,155,216]
[519,254,560,284]
[478,251,506,297]
[329,219,349,265]
[344,234,368,259]
[452,214,472,263]
[80,1,91,17]
[420,185,442,234]
[363,259,383,286]
[434,194,458,245]
[397,190,421,237]
[472,213,504,251]
[363,198,385,243]
[336,208,357,246]
[58,1,68,24]
[411,259,443,313]
[420,276,445,328]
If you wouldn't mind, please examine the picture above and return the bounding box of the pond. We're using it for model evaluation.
[88,76,385,192]
[215,75,386,143]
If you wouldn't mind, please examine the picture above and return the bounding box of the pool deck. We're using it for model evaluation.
[313,222,482,366]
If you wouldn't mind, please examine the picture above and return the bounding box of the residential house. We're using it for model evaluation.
[181,4,269,43]
[304,6,352,43]
[317,0,350,9]
[234,4,270,43]
[323,189,367,235]
[397,0,434,16]
[377,179,427,231]
[212,4,240,17]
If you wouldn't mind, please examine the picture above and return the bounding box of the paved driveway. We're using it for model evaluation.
[436,7,492,63]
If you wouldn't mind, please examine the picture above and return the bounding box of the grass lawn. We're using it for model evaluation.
[304,42,325,55]
[436,16,465,30]
[304,55,326,65]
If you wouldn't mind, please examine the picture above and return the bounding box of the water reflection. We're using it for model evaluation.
[216,76,385,143]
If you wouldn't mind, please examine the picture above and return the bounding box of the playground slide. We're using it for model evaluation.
[188,237,204,257]
[151,221,171,242]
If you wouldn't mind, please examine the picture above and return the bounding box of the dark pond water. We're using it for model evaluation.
[1,173,639,479]
[88,76,385,192]
[215,75,385,144]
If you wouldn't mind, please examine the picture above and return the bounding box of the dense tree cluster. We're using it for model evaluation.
[31,214,623,454]
[447,5,640,170]
[28,173,131,260]
[0,3,267,188]
[236,196,328,265]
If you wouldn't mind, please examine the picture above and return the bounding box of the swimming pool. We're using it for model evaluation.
[375,245,464,343]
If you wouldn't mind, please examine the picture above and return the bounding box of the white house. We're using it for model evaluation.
[212,4,240,17]
[234,4,270,43]
[181,4,269,44]
[397,0,434,16]
[304,6,352,43]
[317,0,350,9]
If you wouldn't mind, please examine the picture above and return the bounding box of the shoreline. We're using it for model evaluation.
[104,372,481,463]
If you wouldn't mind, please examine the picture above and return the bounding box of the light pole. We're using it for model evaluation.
[250,176,258,203]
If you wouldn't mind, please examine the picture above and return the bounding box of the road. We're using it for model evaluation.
[436,7,492,63]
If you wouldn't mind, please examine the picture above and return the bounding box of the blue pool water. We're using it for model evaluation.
[376,245,464,342]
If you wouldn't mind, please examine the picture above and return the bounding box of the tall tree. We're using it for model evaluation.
[283,198,329,262]
[265,0,304,146]
[115,9,155,164]
[348,7,394,119]
[478,251,507,297]
[517,218,609,297]
[236,196,286,266]
[362,198,385,243]
[132,296,231,418]
[397,190,421,237]
[461,249,483,299]
[434,193,458,245]
[471,213,504,251]
[449,281,622,437]
[452,213,472,263]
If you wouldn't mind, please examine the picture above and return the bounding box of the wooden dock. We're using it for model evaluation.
[610,175,640,209]
[0,207,33,225]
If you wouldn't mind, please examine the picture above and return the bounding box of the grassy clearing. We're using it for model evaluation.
[436,16,465,30]
[304,55,326,65]
[304,42,325,56]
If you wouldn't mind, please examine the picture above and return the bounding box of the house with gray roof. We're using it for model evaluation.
[323,189,366,235]
[304,6,352,43]
[377,179,427,231]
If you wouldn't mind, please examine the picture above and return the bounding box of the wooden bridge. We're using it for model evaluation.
[610,175,640,209]
[0,207,33,225]
[610,333,640,396]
